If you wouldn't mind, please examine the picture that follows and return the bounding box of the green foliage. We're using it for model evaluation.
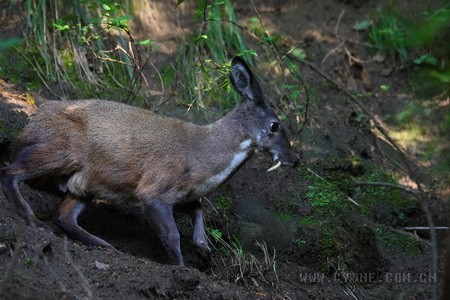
[373,227,423,256]
[0,46,39,89]
[363,4,450,178]
[365,5,450,96]
[173,0,254,118]
[379,84,389,92]
[413,54,438,66]
[207,228,279,287]
[306,185,338,208]
[216,195,232,210]
[355,169,419,224]
[0,37,22,49]
[24,257,35,267]
[318,228,338,258]
[18,0,157,103]
[368,9,409,62]
[302,169,351,218]
[209,228,223,242]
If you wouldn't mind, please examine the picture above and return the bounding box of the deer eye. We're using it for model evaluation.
[269,122,280,133]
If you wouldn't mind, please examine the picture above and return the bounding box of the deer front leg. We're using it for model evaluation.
[145,201,184,266]
[176,200,211,259]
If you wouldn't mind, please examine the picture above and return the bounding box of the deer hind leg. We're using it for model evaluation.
[1,140,78,231]
[0,164,52,232]
[54,192,115,250]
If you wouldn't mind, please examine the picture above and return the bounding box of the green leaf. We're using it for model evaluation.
[210,229,223,242]
[264,34,283,44]
[430,70,450,83]
[117,15,132,26]
[353,20,373,31]
[0,37,22,49]
[195,34,208,43]
[117,15,132,22]
[102,4,111,11]
[53,23,69,31]
[413,54,438,66]
[237,49,258,57]
[53,18,70,31]
[195,0,207,21]
[292,48,307,60]
[380,84,389,92]
[138,39,154,47]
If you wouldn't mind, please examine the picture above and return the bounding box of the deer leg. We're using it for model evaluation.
[176,200,211,257]
[145,201,183,265]
[54,193,115,250]
[0,166,51,232]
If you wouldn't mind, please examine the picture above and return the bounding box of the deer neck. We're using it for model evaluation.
[187,108,255,199]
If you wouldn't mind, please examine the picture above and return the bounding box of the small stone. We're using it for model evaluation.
[95,261,110,270]
[0,243,7,253]
[380,68,394,77]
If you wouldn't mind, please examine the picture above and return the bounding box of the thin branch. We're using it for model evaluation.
[404,227,449,231]
[351,177,421,196]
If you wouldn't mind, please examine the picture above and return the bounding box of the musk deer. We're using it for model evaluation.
[0,57,299,265]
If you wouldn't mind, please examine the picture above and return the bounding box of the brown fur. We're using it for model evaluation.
[10,100,249,205]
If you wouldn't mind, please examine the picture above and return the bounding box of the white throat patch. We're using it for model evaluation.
[191,140,252,198]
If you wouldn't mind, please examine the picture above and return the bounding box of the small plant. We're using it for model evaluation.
[216,195,232,210]
[306,185,337,208]
[208,228,279,291]
[373,226,423,256]
[294,237,307,245]
[368,9,409,62]
[379,84,389,92]
[24,257,35,267]
[355,168,419,224]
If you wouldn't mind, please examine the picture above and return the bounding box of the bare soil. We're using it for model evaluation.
[0,0,448,299]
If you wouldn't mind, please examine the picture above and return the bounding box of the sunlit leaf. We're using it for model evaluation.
[117,15,132,23]
[53,18,70,31]
[380,84,389,92]
[237,49,258,57]
[292,48,307,60]
[195,34,208,43]
[138,39,155,47]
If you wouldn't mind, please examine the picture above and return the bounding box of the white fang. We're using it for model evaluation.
[267,161,282,172]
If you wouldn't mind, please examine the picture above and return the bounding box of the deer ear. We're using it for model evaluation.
[230,57,256,100]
